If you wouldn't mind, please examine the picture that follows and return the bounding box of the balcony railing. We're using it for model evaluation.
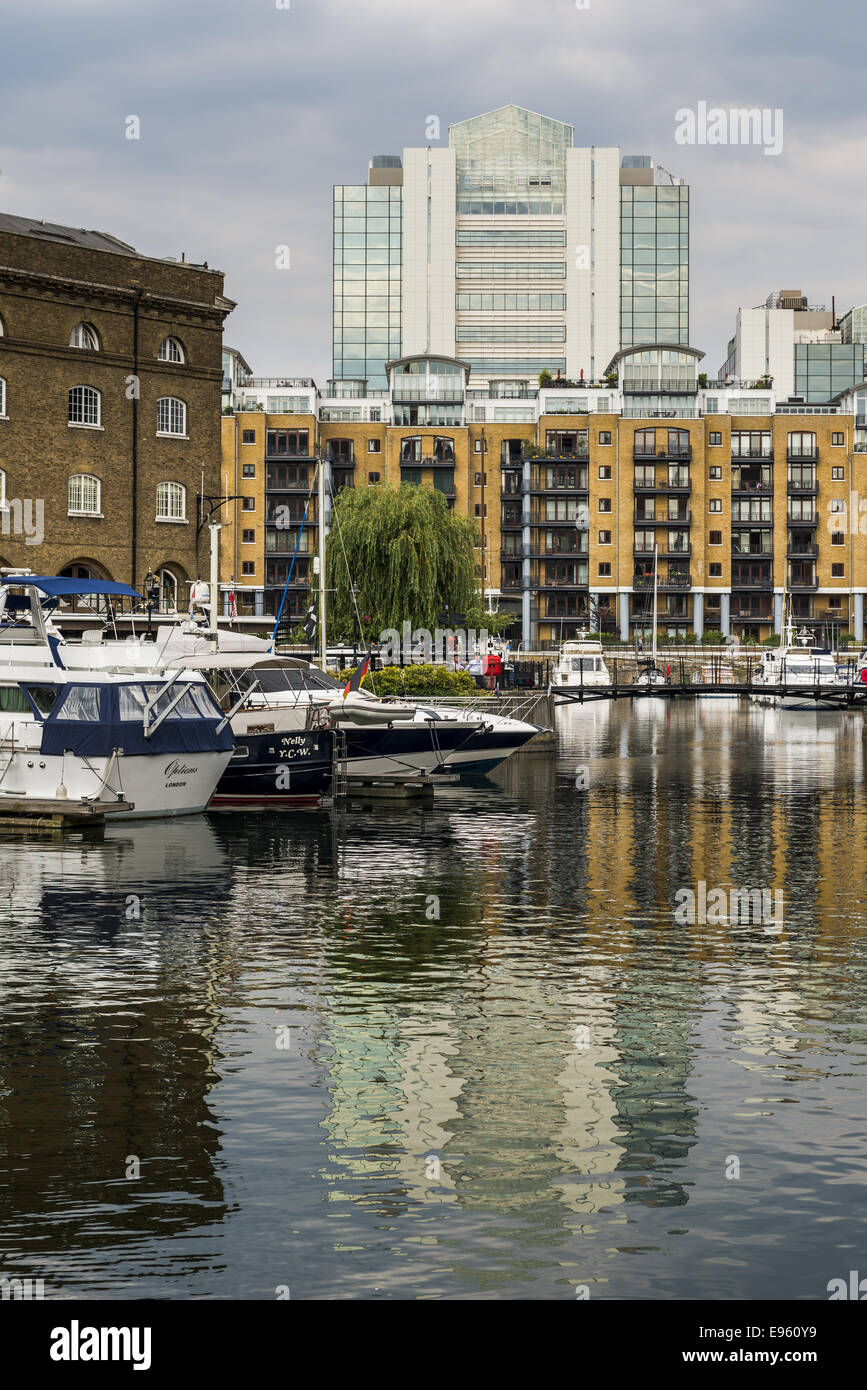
[787,541,819,558]
[787,449,819,462]
[787,478,818,493]
[633,572,692,590]
[731,449,774,460]
[731,576,774,590]
[787,513,818,526]
[633,446,693,462]
[634,511,692,525]
[633,478,692,493]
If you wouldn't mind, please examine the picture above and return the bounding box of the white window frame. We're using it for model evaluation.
[157,396,187,437]
[69,322,99,351]
[708,499,722,513]
[68,385,101,429]
[158,336,185,364]
[0,376,6,417]
[68,473,102,516]
[156,480,187,522]
[0,468,6,509]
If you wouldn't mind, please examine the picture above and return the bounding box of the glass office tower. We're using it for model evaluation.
[332,176,402,389]
[620,170,689,348]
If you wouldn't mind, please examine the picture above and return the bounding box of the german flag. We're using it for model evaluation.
[343,651,372,696]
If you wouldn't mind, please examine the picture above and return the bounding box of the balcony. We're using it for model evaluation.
[731,609,773,623]
[787,477,818,495]
[787,449,819,462]
[788,576,819,591]
[731,449,774,460]
[787,513,818,528]
[731,481,773,497]
[787,541,819,558]
[731,575,774,590]
[633,446,693,462]
[633,478,692,494]
[633,572,692,591]
[521,449,590,462]
[634,511,692,526]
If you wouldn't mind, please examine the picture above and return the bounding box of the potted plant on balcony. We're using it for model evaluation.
[539,370,553,388]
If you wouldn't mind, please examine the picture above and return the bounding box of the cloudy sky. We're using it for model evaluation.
[1,0,865,380]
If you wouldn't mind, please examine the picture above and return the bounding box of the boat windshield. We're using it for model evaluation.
[241,667,344,694]
[570,658,602,672]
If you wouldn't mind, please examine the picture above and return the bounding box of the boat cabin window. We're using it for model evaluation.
[119,683,221,721]
[27,685,60,715]
[240,666,343,694]
[0,684,32,713]
[570,658,601,672]
[57,686,101,721]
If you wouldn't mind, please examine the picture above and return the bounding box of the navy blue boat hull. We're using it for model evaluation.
[210,729,333,808]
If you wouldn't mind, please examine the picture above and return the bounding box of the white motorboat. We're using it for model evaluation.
[0,577,234,818]
[750,616,844,711]
[551,635,612,689]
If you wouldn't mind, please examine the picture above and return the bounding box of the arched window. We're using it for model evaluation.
[156,481,186,521]
[0,313,5,336]
[68,474,102,516]
[0,377,6,417]
[69,322,100,351]
[159,568,179,612]
[158,336,185,363]
[157,396,187,436]
[68,385,101,427]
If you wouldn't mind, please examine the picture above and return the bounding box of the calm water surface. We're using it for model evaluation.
[1,699,866,1300]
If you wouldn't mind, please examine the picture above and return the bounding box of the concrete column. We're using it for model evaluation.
[720,591,731,638]
[854,592,864,644]
[774,592,784,636]
[589,591,599,634]
[692,592,704,638]
[619,591,630,642]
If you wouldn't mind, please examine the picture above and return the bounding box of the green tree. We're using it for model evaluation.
[325,484,485,640]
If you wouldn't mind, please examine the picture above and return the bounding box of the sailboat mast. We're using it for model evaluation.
[318,459,327,673]
[652,542,658,663]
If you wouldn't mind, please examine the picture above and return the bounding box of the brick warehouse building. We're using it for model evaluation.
[220,348,867,649]
[0,214,233,605]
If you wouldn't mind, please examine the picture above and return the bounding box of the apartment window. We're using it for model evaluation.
[598,498,612,513]
[267,429,309,455]
[709,530,722,545]
[241,496,255,511]
[68,385,101,427]
[368,439,381,453]
[599,431,612,445]
[828,595,843,609]
[242,463,256,477]
[241,561,255,576]
[831,466,845,480]
[0,377,5,416]
[598,465,612,479]
[474,440,482,453]
[368,471,380,483]
[732,430,771,457]
[832,432,844,446]
[598,530,612,544]
[242,429,256,444]
[69,322,99,351]
[474,472,482,485]
[242,528,255,544]
[474,504,488,518]
[156,481,186,521]
[68,473,101,515]
[157,396,187,436]
[831,532,845,545]
[709,466,722,479]
[709,563,722,577]
[830,499,845,512]
[709,499,722,513]
[831,563,845,577]
[0,467,5,507]
[709,431,722,446]
[788,431,816,456]
[158,336,185,363]
[598,562,611,577]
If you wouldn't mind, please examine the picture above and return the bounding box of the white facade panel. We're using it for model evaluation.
[401,147,455,359]
[566,147,620,381]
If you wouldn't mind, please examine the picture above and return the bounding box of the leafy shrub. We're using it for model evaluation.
[353,664,481,697]
[761,634,781,647]
[701,630,724,645]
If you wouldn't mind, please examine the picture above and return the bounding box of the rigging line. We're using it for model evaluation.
[325,472,379,698]
[270,469,317,650]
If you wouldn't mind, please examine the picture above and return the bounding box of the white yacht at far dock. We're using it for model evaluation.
[551,635,612,688]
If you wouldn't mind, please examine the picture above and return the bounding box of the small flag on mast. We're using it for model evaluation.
[343,651,372,696]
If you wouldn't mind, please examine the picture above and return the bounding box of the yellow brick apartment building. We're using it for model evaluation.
[219,349,867,650]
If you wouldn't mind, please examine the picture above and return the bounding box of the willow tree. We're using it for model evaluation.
[325,484,481,641]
